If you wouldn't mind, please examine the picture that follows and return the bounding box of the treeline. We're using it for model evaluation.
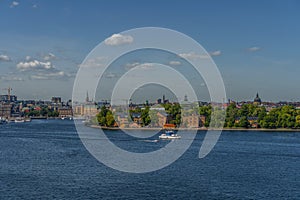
[24,106,59,117]
[200,103,300,129]
[96,103,300,129]
[96,103,182,127]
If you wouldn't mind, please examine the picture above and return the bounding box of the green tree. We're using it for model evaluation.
[105,111,115,127]
[237,116,249,128]
[225,103,238,127]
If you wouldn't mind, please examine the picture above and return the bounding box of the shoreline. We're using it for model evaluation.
[88,125,300,132]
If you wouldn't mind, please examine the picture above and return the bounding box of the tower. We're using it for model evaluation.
[184,94,188,102]
[86,91,90,103]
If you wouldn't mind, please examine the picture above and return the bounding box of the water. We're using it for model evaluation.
[0,120,299,199]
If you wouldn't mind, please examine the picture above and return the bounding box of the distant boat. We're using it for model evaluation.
[15,117,25,123]
[159,130,181,139]
[0,117,7,124]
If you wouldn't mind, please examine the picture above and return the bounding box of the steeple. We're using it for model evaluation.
[86,91,89,102]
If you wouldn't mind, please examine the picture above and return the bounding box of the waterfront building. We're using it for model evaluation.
[58,107,73,118]
[131,112,142,124]
[73,105,84,116]
[199,115,206,127]
[116,114,129,128]
[83,103,98,117]
[157,112,168,127]
[181,113,199,128]
[0,103,12,118]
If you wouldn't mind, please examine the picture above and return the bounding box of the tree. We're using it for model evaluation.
[199,105,212,127]
[97,106,108,126]
[149,110,159,127]
[225,103,237,127]
[238,116,249,128]
[105,111,115,127]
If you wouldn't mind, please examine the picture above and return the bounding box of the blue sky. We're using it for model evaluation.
[0,0,299,102]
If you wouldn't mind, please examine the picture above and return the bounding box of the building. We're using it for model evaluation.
[73,105,84,116]
[83,103,98,117]
[116,114,129,128]
[58,107,73,118]
[157,112,168,127]
[0,95,17,102]
[253,93,262,105]
[199,115,206,127]
[51,97,62,104]
[131,112,142,124]
[0,103,12,118]
[181,113,199,128]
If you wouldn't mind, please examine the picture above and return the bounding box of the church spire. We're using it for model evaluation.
[86,91,89,102]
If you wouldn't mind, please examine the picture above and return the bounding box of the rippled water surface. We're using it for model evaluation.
[0,120,299,199]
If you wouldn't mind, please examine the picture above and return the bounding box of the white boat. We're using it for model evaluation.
[0,117,7,124]
[25,118,31,122]
[159,130,181,139]
[15,117,25,123]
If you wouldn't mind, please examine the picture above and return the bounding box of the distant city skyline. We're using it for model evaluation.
[0,0,299,102]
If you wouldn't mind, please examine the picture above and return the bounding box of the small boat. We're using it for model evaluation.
[25,118,31,122]
[159,130,181,139]
[0,117,7,124]
[15,117,25,123]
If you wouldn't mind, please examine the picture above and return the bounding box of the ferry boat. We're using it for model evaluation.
[159,130,181,139]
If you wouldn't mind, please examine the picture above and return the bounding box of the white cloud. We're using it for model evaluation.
[15,58,72,80]
[169,61,181,66]
[136,63,155,70]
[125,62,157,71]
[17,60,55,71]
[248,47,261,52]
[179,52,210,60]
[79,56,106,68]
[0,75,24,81]
[210,50,221,56]
[32,72,64,78]
[30,71,72,80]
[125,62,140,70]
[10,1,19,8]
[104,34,133,46]
[0,54,11,62]
[104,72,120,79]
[32,4,38,8]
[43,53,56,61]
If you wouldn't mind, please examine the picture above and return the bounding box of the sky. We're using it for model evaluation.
[0,0,299,102]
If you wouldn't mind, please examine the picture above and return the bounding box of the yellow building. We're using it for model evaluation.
[181,113,199,128]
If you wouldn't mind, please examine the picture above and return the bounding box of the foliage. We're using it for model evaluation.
[97,106,115,127]
[96,103,300,129]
